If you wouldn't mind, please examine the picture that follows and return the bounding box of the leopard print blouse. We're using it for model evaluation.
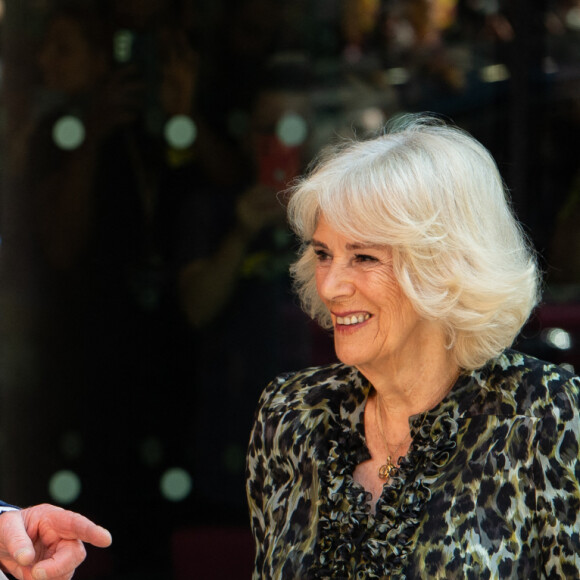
[246,349,580,579]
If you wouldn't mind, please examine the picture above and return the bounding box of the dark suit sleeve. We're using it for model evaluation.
[0,501,18,511]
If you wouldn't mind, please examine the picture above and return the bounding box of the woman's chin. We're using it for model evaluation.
[333,347,364,368]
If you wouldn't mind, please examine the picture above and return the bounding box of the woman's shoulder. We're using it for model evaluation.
[476,348,580,417]
[257,362,368,413]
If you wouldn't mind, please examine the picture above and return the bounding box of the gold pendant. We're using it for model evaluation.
[378,456,396,479]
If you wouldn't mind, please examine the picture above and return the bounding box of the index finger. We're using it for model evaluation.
[50,511,112,548]
[23,506,112,549]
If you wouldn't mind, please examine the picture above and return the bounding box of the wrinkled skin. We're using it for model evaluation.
[0,504,111,580]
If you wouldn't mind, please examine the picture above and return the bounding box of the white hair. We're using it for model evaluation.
[287,114,541,370]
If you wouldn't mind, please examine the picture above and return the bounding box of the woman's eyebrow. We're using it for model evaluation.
[347,242,381,251]
[311,239,382,251]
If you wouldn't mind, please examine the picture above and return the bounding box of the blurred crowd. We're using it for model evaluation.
[1,0,580,577]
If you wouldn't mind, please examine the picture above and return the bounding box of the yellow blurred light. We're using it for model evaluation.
[479,64,510,83]
[385,67,410,86]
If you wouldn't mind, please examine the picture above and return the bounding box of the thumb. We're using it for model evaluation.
[0,512,36,566]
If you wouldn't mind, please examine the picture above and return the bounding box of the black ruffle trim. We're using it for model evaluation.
[312,413,459,579]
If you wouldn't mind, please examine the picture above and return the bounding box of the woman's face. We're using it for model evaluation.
[313,216,435,374]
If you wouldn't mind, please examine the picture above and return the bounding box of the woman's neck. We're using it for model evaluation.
[357,353,460,431]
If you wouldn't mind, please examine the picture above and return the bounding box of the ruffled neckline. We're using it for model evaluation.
[313,372,465,579]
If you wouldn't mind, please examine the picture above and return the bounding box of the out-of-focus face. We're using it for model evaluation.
[37,16,106,95]
[313,215,434,374]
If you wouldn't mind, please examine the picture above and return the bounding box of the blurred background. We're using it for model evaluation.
[1,0,580,578]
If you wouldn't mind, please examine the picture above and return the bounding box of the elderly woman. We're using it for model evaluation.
[246,114,580,579]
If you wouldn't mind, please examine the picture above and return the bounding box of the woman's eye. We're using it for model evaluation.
[314,250,330,261]
[355,254,378,263]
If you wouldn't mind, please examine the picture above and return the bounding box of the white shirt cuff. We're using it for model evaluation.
[0,507,18,514]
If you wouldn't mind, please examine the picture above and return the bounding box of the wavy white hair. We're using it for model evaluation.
[287,114,541,370]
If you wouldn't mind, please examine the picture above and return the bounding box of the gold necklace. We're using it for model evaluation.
[374,372,459,480]
[375,399,415,480]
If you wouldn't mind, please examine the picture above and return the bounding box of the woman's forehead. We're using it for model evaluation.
[312,214,388,248]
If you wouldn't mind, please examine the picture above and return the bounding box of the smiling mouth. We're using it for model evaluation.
[335,313,371,326]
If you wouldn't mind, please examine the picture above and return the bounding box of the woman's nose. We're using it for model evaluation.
[316,262,355,302]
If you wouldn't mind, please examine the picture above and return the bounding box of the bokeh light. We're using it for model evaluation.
[52,115,85,150]
[60,431,83,460]
[49,470,81,505]
[384,67,410,86]
[276,112,308,147]
[164,115,197,149]
[543,327,572,350]
[566,7,580,30]
[479,64,510,83]
[160,467,192,502]
[140,436,164,467]
[360,107,386,131]
[112,29,133,64]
